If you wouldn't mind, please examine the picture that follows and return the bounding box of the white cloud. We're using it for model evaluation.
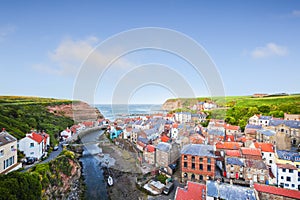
[291,10,300,17]
[0,25,16,42]
[251,43,288,59]
[34,36,132,76]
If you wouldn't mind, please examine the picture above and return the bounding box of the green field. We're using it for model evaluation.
[0,96,75,144]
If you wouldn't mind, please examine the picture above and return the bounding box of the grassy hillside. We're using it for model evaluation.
[164,94,300,131]
[0,96,75,144]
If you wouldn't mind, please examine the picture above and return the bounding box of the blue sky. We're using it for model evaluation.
[0,1,299,104]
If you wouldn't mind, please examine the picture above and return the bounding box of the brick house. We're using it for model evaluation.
[181,144,217,183]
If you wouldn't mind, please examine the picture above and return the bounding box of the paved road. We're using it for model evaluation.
[22,144,63,172]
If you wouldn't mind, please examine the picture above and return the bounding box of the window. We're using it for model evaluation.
[30,143,34,148]
[191,174,195,180]
[296,165,300,169]
[199,157,203,162]
[10,146,14,151]
[289,169,293,173]
[192,163,195,169]
[284,183,289,187]
[192,156,195,162]
[184,155,187,160]
[269,153,272,157]
[199,175,203,180]
[282,169,286,172]
[207,158,211,163]
[262,152,264,156]
[184,162,188,168]
[269,160,273,164]
[281,176,284,179]
[286,177,291,182]
[183,173,187,177]
[199,164,203,170]
[207,165,211,171]
[0,150,3,157]
[292,184,295,188]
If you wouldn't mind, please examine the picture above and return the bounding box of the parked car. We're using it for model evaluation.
[26,157,36,165]
[163,182,174,195]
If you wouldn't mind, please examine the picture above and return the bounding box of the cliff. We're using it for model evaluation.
[47,101,103,122]
[32,150,83,200]
[162,98,201,111]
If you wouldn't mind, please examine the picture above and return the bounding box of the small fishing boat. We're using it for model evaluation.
[98,153,104,157]
[107,176,113,186]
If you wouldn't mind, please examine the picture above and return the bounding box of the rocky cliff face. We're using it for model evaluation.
[161,99,182,111]
[47,101,103,122]
[42,154,83,200]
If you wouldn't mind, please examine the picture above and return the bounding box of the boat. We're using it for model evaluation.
[98,153,104,157]
[107,176,113,186]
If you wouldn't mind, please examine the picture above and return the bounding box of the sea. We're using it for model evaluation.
[95,104,164,121]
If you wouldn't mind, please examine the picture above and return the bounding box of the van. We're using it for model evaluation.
[163,182,174,195]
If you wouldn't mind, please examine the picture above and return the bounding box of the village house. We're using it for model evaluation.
[18,131,49,160]
[258,116,272,127]
[256,129,276,143]
[174,112,191,123]
[284,113,300,121]
[271,163,299,190]
[206,180,257,200]
[175,181,206,200]
[251,142,275,166]
[170,123,179,139]
[206,129,225,145]
[273,150,300,188]
[225,157,244,180]
[181,144,217,183]
[224,124,241,137]
[60,128,72,140]
[244,124,262,139]
[0,129,21,174]
[254,183,300,200]
[248,114,260,125]
[143,145,155,165]
[240,147,262,160]
[244,159,268,183]
[155,142,180,167]
[268,119,300,147]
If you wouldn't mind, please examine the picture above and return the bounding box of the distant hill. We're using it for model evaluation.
[0,96,102,144]
[162,94,300,111]
[162,94,300,131]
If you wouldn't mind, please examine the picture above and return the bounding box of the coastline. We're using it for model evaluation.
[98,133,147,200]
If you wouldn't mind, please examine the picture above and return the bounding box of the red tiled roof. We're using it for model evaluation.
[225,150,241,157]
[241,147,261,156]
[166,113,173,117]
[216,142,242,150]
[83,121,94,127]
[276,163,297,170]
[146,145,155,153]
[254,142,274,153]
[224,124,240,130]
[161,135,170,142]
[28,132,44,143]
[254,183,300,199]
[175,181,206,200]
[173,123,178,128]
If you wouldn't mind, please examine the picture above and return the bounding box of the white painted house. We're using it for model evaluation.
[271,163,299,190]
[252,142,275,166]
[18,132,48,159]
